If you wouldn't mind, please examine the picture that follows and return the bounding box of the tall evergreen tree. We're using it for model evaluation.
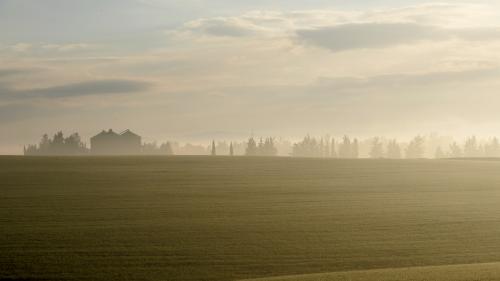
[25,131,89,156]
[485,138,500,157]
[211,140,216,156]
[39,134,50,154]
[406,136,425,159]
[448,142,462,158]
[435,146,445,159]
[257,138,265,156]
[386,139,401,159]
[161,142,174,155]
[263,138,278,156]
[246,137,258,156]
[320,138,325,158]
[369,137,384,159]
[331,138,337,158]
[351,138,359,158]
[464,136,480,157]
[324,137,331,158]
[338,136,351,158]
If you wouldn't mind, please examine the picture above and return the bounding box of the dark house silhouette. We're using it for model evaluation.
[91,129,141,155]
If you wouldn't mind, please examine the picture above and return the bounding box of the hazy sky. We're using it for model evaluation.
[2,0,500,153]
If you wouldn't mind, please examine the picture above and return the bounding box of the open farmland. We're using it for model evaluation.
[242,262,500,281]
[3,156,500,280]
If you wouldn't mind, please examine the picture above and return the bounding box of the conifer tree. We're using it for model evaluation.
[338,136,351,158]
[331,138,337,158]
[246,137,258,156]
[406,136,425,159]
[211,140,216,156]
[369,137,384,159]
[352,138,359,159]
[448,142,462,158]
[162,142,174,155]
[386,139,401,159]
[435,146,445,159]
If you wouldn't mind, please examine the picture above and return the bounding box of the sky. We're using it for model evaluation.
[2,0,500,154]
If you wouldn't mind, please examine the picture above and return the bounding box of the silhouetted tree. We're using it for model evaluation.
[292,135,322,157]
[264,138,278,156]
[24,144,38,155]
[52,131,65,154]
[338,136,351,158]
[160,142,174,155]
[331,138,337,158]
[324,136,331,158]
[485,138,500,157]
[64,133,82,154]
[211,140,216,156]
[369,137,384,159]
[448,142,462,158]
[319,138,325,157]
[142,142,159,155]
[386,139,401,159]
[246,137,258,156]
[464,136,480,158]
[435,146,445,159]
[351,138,359,158]
[406,136,425,159]
[39,134,50,154]
[25,131,89,155]
[257,138,265,156]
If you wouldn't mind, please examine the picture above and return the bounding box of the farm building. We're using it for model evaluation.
[90,129,141,155]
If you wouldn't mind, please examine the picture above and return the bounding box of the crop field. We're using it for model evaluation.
[3,156,500,281]
[242,262,500,281]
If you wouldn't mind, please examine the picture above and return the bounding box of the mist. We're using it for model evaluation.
[7,2,500,281]
[2,1,500,154]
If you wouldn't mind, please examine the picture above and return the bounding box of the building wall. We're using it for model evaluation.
[91,132,141,155]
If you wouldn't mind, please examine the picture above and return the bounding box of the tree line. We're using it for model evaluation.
[24,132,89,156]
[25,131,175,156]
[23,131,500,159]
[209,137,278,156]
[434,136,500,158]
[292,135,359,158]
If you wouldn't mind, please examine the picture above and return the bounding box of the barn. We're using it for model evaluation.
[90,129,141,155]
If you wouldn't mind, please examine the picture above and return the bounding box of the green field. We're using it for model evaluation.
[242,262,500,281]
[3,156,500,280]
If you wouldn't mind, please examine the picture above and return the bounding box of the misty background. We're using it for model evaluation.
[2,0,500,154]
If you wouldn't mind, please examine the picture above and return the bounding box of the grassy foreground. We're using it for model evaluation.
[241,262,500,281]
[3,156,500,280]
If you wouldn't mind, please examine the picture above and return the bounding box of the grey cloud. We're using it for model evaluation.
[0,67,40,78]
[315,68,500,91]
[0,69,26,77]
[185,18,256,37]
[0,103,57,123]
[203,19,254,37]
[455,27,500,41]
[297,23,500,51]
[2,79,151,99]
[298,23,441,51]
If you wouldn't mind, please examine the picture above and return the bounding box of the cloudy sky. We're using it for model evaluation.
[2,0,500,153]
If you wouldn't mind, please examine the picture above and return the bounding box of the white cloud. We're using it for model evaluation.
[10,43,32,52]
[41,43,94,52]
[296,23,500,52]
[4,2,500,153]
[173,3,497,38]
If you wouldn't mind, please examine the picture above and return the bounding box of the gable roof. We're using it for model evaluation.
[91,129,120,140]
[120,129,140,138]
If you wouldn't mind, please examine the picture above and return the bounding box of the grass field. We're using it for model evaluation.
[241,262,500,281]
[3,156,500,280]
